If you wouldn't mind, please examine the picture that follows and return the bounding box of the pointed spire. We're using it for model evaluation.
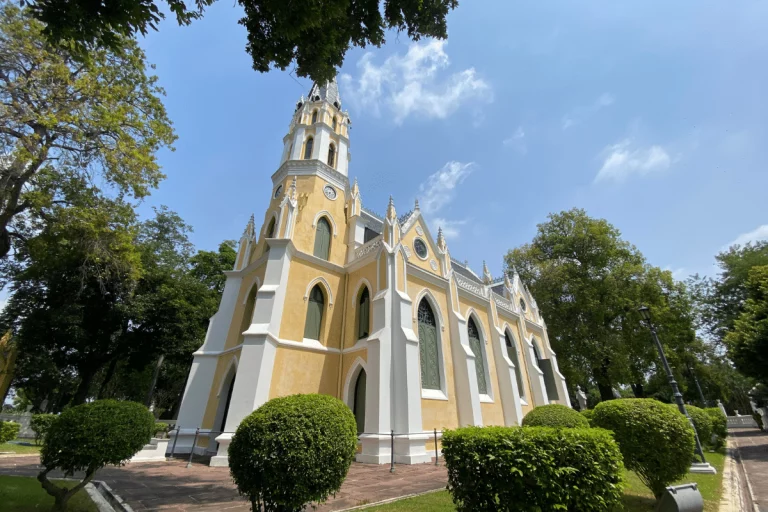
[351,176,359,195]
[483,260,492,285]
[437,226,446,252]
[243,214,255,239]
[308,76,341,108]
[386,195,397,221]
[414,198,420,211]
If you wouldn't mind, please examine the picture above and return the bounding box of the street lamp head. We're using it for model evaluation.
[638,306,651,322]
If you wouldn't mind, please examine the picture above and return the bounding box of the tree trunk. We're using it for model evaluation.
[38,467,96,511]
[594,359,614,401]
[71,369,95,406]
[97,357,119,399]
[0,227,10,259]
[145,354,165,408]
[631,382,645,398]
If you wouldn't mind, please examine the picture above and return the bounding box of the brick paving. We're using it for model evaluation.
[731,426,768,512]
[0,455,447,511]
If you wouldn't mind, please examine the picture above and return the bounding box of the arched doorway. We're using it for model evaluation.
[353,369,366,435]
[209,364,237,453]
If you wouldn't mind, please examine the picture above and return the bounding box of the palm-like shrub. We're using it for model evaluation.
[228,394,357,512]
[38,400,155,511]
[522,404,589,428]
[592,398,694,499]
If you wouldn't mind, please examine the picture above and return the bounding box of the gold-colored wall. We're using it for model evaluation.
[201,350,241,430]
[269,347,339,399]
[223,265,266,351]
[279,260,345,349]
[401,220,444,277]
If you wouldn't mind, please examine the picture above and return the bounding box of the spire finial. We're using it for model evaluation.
[414,198,420,211]
[386,195,397,221]
[483,260,492,285]
[243,214,256,239]
[504,272,512,289]
[437,226,446,252]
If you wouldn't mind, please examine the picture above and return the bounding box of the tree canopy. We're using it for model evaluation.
[725,265,768,384]
[0,4,175,258]
[23,0,459,84]
[504,208,699,401]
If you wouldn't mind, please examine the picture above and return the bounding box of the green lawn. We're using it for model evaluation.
[365,450,726,512]
[0,475,98,512]
[0,439,42,454]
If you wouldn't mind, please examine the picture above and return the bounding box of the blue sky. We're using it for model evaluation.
[138,0,768,280]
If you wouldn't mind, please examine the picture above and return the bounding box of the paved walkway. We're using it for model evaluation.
[731,426,768,512]
[0,455,447,511]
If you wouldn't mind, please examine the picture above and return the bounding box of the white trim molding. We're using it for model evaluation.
[311,210,339,238]
[304,276,334,307]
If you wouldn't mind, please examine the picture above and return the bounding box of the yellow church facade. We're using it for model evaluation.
[173,80,571,466]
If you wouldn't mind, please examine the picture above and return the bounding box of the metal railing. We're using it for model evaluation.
[357,428,444,473]
[166,426,445,471]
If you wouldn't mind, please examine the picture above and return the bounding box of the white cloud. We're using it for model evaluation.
[431,218,467,240]
[663,266,688,280]
[727,225,768,248]
[503,126,527,155]
[562,93,615,130]
[340,41,492,124]
[419,161,476,214]
[595,139,671,182]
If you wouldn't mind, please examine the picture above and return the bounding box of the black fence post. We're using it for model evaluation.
[187,427,200,468]
[434,428,439,465]
[390,430,395,473]
[168,426,180,461]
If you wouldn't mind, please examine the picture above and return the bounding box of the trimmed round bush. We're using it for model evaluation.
[229,394,357,512]
[31,413,57,445]
[39,400,155,510]
[153,422,169,437]
[670,404,712,447]
[580,408,595,427]
[705,408,727,448]
[442,426,624,511]
[592,398,694,499]
[522,404,589,428]
[0,421,20,443]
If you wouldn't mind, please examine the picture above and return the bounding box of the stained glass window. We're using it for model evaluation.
[468,317,488,394]
[418,299,440,390]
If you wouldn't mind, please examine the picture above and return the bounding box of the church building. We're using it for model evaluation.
[172,79,571,467]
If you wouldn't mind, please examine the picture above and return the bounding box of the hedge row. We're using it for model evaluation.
[0,421,20,443]
[442,426,624,511]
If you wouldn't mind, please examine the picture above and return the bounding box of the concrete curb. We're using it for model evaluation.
[85,482,117,512]
[335,487,446,511]
[732,432,761,512]
[92,480,135,512]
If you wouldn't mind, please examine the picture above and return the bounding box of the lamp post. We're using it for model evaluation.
[638,306,716,474]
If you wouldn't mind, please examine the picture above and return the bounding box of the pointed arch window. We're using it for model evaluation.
[304,137,314,159]
[418,299,441,390]
[311,110,318,124]
[532,338,543,365]
[357,287,370,339]
[468,317,488,395]
[505,331,525,398]
[332,117,337,131]
[313,217,331,260]
[266,217,276,238]
[304,284,324,340]
[327,144,336,168]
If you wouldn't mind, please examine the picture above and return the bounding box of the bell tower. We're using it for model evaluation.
[280,77,351,177]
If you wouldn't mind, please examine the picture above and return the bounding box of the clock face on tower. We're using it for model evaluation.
[323,185,337,200]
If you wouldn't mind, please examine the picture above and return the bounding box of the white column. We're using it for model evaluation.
[391,252,429,464]
[172,274,242,453]
[492,326,524,426]
[523,335,549,407]
[290,126,306,160]
[358,254,393,463]
[210,240,292,466]
[446,284,483,426]
[337,139,349,177]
